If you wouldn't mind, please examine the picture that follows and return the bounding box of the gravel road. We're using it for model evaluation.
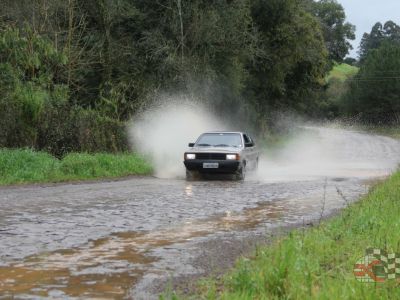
[0,127,399,299]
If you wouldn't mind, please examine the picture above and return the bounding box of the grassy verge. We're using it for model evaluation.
[361,126,400,140]
[0,149,152,186]
[176,172,400,299]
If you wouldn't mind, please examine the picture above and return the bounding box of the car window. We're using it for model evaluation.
[196,133,242,148]
[243,134,250,144]
[244,134,255,147]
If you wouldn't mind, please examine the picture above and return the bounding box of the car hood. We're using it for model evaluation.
[187,146,242,153]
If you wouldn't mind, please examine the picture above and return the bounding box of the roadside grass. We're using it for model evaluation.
[360,126,400,140]
[0,149,152,185]
[327,63,359,82]
[169,171,400,299]
[327,122,400,140]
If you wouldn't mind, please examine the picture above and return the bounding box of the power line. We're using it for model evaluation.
[347,78,400,82]
[350,77,400,79]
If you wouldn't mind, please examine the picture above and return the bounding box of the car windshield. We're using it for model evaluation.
[195,133,242,148]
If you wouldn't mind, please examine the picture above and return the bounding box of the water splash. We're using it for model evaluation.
[128,96,224,178]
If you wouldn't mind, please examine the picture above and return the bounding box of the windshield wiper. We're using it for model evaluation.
[197,143,211,147]
[214,144,230,147]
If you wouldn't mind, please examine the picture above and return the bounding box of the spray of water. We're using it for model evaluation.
[129,95,400,181]
[128,96,224,178]
[256,126,400,182]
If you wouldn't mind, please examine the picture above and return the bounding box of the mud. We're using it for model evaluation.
[0,127,399,299]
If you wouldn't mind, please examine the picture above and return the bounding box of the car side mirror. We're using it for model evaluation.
[188,143,195,147]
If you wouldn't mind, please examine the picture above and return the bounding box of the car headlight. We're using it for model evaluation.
[185,153,196,160]
[226,154,239,160]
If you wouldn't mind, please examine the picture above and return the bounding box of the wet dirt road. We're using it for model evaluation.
[0,127,399,299]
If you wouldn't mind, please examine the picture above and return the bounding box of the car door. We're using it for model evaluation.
[243,133,258,170]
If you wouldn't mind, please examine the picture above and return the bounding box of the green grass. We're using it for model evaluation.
[327,63,359,82]
[0,149,153,185]
[176,172,400,299]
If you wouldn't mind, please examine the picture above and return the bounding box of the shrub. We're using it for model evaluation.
[37,104,129,157]
[0,25,68,148]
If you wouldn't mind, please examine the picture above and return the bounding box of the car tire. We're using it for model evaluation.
[235,165,246,181]
[186,170,197,181]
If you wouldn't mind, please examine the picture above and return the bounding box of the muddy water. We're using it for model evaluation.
[0,127,399,299]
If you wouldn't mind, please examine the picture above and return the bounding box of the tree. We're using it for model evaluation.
[358,20,400,62]
[246,0,328,119]
[345,42,400,123]
[343,57,357,66]
[306,0,355,62]
[0,0,335,149]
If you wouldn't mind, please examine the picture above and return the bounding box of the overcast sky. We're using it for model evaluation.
[339,0,400,58]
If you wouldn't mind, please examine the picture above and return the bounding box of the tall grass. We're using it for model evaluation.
[182,172,400,299]
[0,149,152,185]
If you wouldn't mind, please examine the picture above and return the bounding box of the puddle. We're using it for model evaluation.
[0,201,286,299]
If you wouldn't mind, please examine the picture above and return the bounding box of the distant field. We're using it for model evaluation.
[177,172,400,299]
[0,149,152,186]
[327,63,359,82]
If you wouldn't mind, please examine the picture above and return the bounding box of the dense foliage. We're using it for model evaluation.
[0,0,355,153]
[305,0,355,63]
[359,20,400,62]
[246,0,328,120]
[344,42,400,123]
[327,20,400,124]
[321,20,400,124]
[322,63,358,119]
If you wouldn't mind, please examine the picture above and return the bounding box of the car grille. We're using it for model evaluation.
[196,153,227,160]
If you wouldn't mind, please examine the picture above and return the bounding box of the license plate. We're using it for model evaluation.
[203,162,219,169]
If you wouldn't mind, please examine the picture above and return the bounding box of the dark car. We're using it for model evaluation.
[183,132,259,180]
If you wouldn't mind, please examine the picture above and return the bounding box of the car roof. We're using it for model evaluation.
[201,131,244,134]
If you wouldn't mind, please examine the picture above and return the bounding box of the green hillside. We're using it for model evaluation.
[327,63,359,82]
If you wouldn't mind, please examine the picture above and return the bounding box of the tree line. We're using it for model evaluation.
[0,0,355,155]
[325,20,400,124]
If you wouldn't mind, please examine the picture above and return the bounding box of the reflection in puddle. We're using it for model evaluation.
[0,201,286,299]
[185,184,193,197]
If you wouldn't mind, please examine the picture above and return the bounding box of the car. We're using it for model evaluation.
[183,132,259,180]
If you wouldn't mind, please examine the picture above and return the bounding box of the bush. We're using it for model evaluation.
[0,25,68,149]
[37,104,129,157]
[0,95,23,147]
[71,108,129,154]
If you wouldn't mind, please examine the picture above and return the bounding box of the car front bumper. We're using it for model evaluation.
[184,160,241,173]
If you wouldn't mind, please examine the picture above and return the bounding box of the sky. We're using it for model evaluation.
[339,0,400,58]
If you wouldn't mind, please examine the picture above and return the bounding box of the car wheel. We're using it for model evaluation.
[235,165,246,181]
[186,170,197,181]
